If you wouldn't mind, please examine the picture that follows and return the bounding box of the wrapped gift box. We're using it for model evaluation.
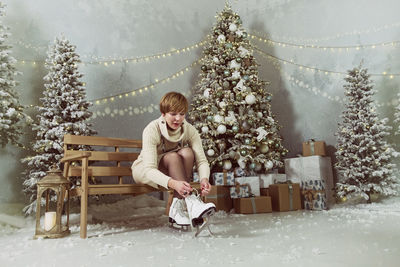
[229,184,251,198]
[212,171,235,186]
[301,180,327,210]
[235,176,260,196]
[260,188,269,196]
[204,186,232,212]
[302,140,326,156]
[269,183,302,212]
[284,156,334,207]
[233,196,272,214]
[259,173,287,188]
[193,172,200,182]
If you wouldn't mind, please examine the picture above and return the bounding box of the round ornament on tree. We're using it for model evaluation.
[207,149,215,157]
[245,94,256,104]
[223,160,232,170]
[264,160,273,170]
[229,23,237,32]
[217,124,227,134]
[201,126,209,133]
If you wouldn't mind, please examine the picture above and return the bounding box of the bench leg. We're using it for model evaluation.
[80,158,88,238]
[165,191,173,216]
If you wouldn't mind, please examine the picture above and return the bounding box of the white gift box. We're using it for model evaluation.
[212,172,235,186]
[284,156,334,207]
[193,172,200,182]
[229,185,251,198]
[259,173,287,188]
[235,176,260,196]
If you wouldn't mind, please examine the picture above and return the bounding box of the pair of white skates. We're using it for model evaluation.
[169,190,216,237]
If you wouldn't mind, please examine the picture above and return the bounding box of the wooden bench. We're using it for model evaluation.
[60,134,199,238]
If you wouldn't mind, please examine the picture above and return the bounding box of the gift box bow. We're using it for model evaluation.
[301,189,325,209]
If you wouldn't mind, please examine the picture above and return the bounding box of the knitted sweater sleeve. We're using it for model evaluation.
[140,123,171,189]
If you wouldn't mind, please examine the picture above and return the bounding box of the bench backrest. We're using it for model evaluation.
[63,134,142,183]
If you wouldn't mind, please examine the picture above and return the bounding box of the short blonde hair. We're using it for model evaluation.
[159,92,188,114]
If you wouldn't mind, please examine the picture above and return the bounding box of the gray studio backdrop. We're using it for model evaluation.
[1,0,399,204]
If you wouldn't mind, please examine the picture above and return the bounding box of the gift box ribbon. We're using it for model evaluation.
[306,139,316,155]
[223,170,228,185]
[206,193,228,199]
[250,198,257,214]
[302,189,325,210]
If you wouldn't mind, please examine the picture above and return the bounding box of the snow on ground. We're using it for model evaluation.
[1,195,400,267]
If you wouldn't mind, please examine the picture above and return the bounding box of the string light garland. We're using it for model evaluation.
[14,39,207,66]
[253,45,400,78]
[90,58,203,104]
[249,33,400,51]
[251,21,400,43]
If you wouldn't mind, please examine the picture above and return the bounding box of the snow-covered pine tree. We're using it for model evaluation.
[394,92,400,135]
[189,4,287,174]
[335,65,399,203]
[0,2,29,147]
[22,35,96,214]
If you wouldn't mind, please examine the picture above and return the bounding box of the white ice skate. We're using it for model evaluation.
[169,198,190,230]
[185,189,216,237]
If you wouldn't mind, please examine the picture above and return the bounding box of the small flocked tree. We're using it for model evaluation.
[394,92,400,136]
[0,2,30,147]
[22,35,96,214]
[189,4,287,174]
[335,65,399,203]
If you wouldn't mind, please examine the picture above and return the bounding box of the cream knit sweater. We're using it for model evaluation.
[131,116,210,189]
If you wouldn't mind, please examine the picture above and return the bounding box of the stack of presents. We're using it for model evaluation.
[195,140,335,214]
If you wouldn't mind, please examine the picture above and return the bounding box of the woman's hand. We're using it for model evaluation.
[168,179,193,198]
[200,178,211,196]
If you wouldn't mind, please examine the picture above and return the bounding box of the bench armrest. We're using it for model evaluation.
[61,152,92,163]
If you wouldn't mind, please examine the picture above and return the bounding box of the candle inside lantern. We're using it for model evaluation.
[44,211,56,231]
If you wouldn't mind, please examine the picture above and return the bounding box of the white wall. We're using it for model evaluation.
[1,0,399,204]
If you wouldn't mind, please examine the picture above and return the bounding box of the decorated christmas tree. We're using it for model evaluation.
[395,92,400,136]
[335,65,399,203]
[0,2,30,148]
[188,5,287,174]
[22,35,97,214]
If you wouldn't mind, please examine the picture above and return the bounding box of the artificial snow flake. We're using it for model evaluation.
[230,60,241,70]
[238,46,250,57]
[231,70,241,80]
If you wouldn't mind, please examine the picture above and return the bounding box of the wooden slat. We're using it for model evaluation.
[64,150,139,161]
[69,182,201,197]
[68,166,132,177]
[61,151,91,162]
[64,134,142,148]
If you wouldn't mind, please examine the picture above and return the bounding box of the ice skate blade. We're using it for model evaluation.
[168,217,190,231]
[194,216,214,237]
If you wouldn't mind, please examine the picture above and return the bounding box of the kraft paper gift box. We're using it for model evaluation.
[204,186,232,212]
[302,140,326,157]
[235,176,260,196]
[284,156,334,208]
[229,183,251,198]
[301,180,327,210]
[260,188,269,196]
[233,196,272,214]
[259,173,287,188]
[212,171,235,186]
[269,183,302,212]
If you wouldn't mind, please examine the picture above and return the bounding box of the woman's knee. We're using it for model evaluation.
[178,147,194,160]
[162,152,181,166]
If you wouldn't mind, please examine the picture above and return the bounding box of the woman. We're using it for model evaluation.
[131,92,215,228]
